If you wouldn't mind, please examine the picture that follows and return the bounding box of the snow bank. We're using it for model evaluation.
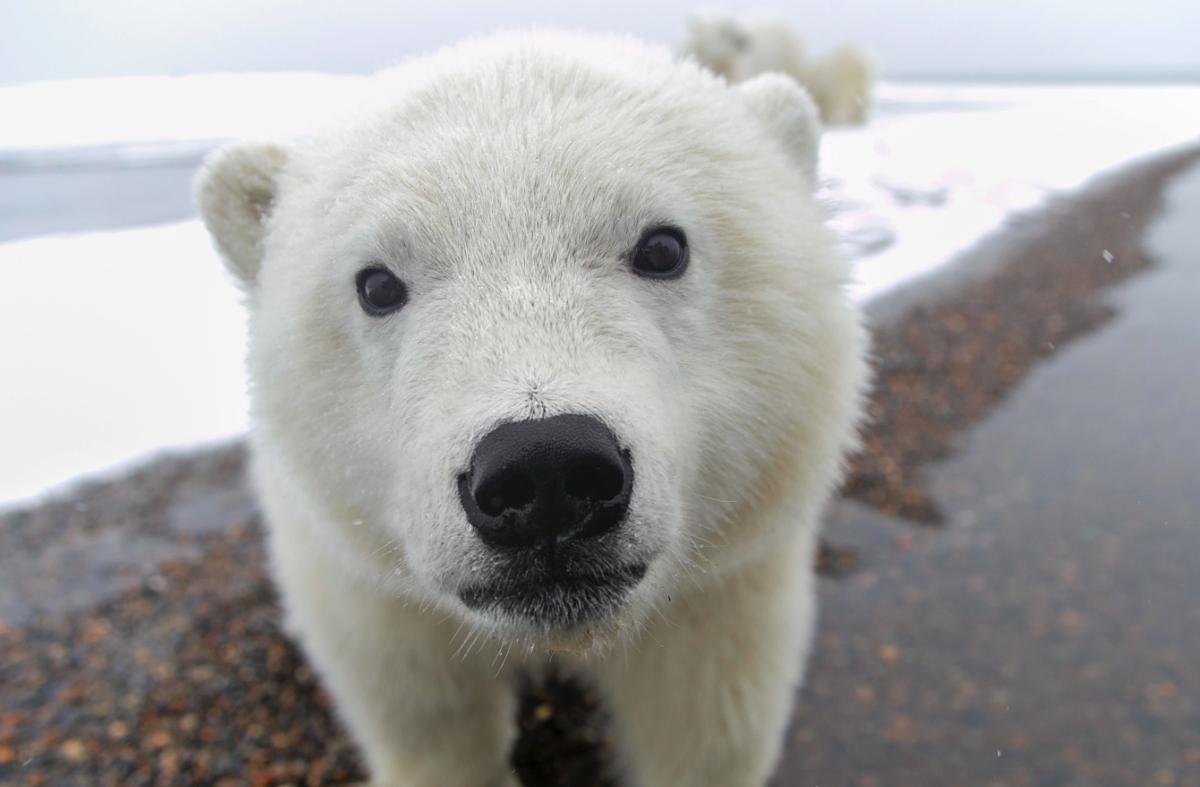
[0,73,370,154]
[825,83,1200,300]
[0,222,248,505]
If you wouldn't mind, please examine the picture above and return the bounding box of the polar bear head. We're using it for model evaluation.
[196,31,866,649]
[680,10,753,81]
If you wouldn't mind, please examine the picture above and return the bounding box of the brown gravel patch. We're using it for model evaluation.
[0,449,367,787]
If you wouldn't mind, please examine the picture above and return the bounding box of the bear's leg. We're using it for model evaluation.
[592,529,817,787]
[268,520,521,787]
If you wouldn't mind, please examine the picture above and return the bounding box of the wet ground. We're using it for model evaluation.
[2,145,1199,786]
[779,149,1200,787]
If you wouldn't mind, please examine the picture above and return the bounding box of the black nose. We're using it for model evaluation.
[459,414,633,550]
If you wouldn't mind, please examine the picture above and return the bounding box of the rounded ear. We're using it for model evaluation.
[193,140,290,288]
[736,72,821,186]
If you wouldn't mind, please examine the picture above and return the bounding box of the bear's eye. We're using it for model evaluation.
[631,228,688,279]
[356,267,408,315]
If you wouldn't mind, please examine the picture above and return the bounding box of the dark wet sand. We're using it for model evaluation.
[3,144,1199,786]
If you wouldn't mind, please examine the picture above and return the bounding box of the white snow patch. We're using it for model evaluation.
[0,73,371,153]
[823,83,1200,300]
[1,77,1199,507]
[0,222,248,506]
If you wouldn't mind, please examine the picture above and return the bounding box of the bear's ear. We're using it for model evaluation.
[194,140,290,288]
[736,72,821,186]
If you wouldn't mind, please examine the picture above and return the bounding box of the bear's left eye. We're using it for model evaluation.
[631,228,688,279]
[356,267,408,315]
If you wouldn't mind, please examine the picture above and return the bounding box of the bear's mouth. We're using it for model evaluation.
[459,561,647,629]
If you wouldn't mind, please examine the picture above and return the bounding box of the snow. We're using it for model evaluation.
[0,73,370,153]
[0,222,249,507]
[1,75,1198,508]
[823,83,1200,300]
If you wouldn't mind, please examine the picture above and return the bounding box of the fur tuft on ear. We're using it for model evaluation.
[736,73,821,187]
[194,140,290,288]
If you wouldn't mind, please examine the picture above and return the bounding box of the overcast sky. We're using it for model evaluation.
[3,0,1200,85]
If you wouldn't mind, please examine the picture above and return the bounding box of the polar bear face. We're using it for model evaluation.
[196,32,865,648]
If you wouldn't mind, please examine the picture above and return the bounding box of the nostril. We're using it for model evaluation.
[477,473,536,517]
[563,461,624,503]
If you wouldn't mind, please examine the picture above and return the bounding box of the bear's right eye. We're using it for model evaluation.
[356,267,408,316]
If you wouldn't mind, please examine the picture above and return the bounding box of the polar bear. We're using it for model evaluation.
[806,43,878,126]
[195,30,868,787]
[680,10,808,85]
[681,11,878,125]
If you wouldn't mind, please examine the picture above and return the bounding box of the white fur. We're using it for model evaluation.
[681,11,878,126]
[196,30,868,787]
